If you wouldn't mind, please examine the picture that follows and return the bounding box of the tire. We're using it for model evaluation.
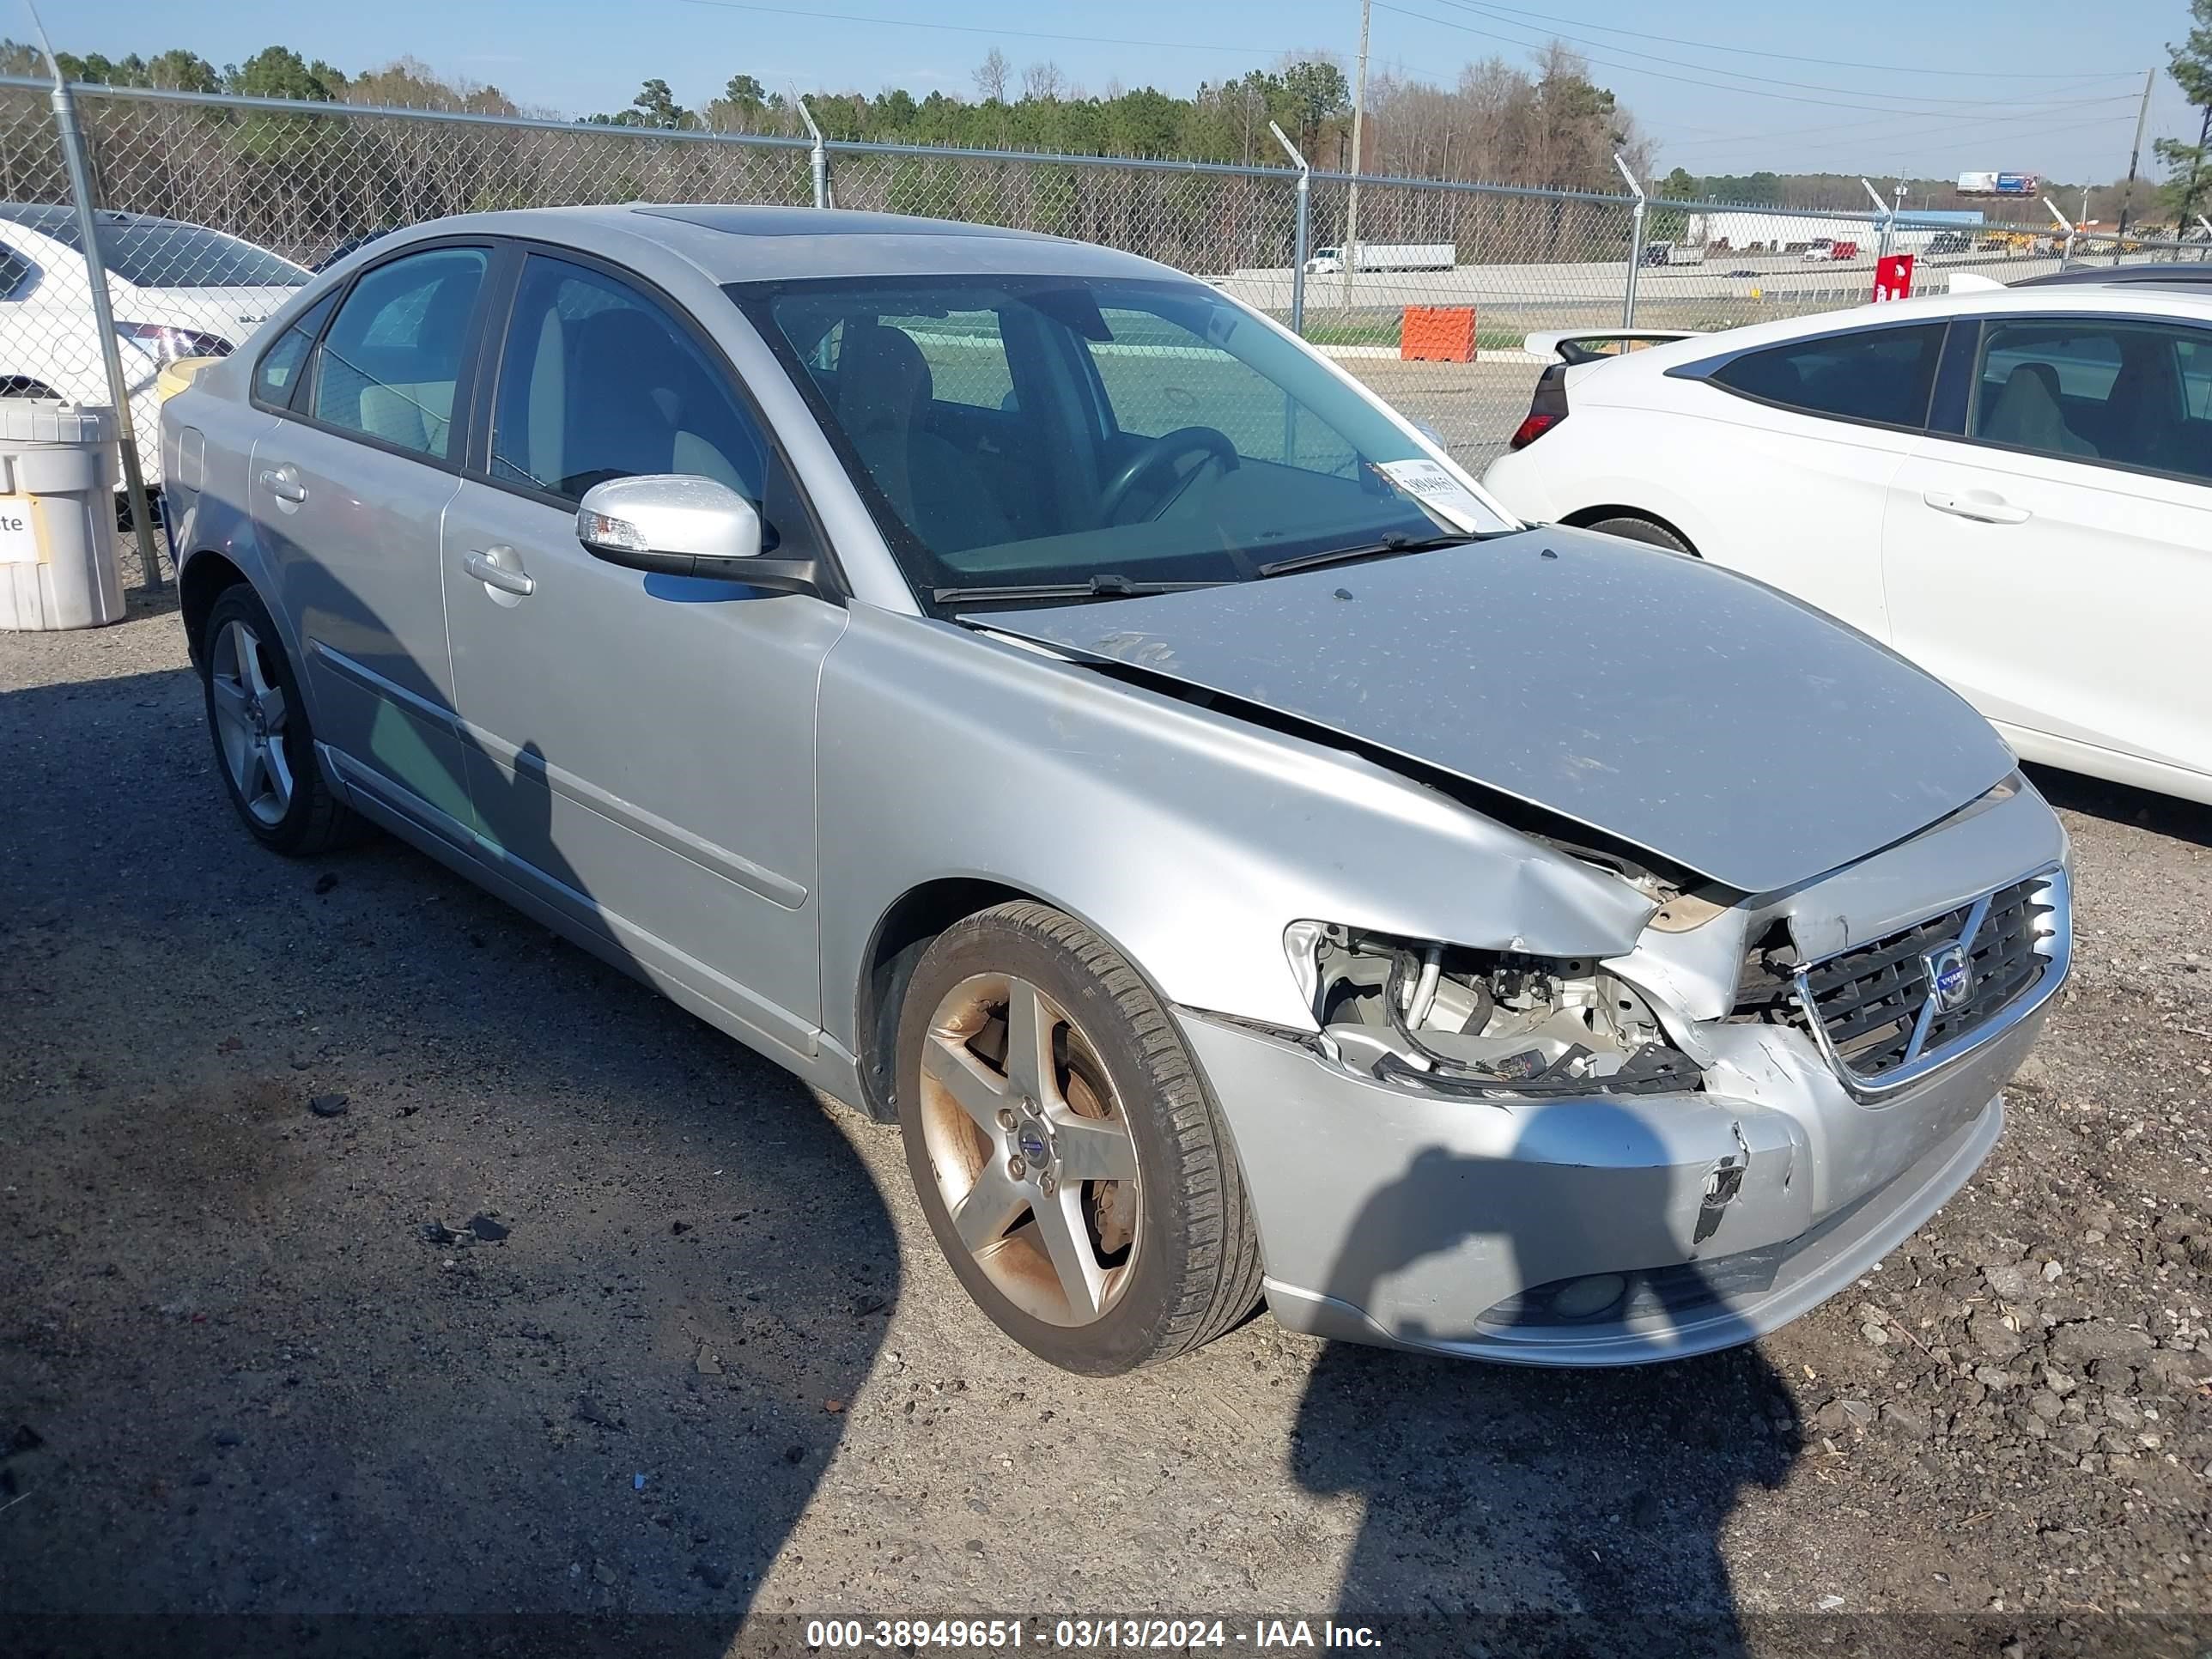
[895,901,1263,1374]
[199,583,366,857]
[1582,514,1694,556]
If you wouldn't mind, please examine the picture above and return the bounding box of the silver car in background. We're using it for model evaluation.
[161,206,2069,1374]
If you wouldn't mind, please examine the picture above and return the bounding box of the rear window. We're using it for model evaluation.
[0,206,306,289]
[0,245,32,300]
[1710,322,1947,430]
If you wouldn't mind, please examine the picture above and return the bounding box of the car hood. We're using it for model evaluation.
[965,527,2014,896]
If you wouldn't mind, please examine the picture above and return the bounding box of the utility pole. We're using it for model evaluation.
[2112,66,2154,263]
[1343,0,1371,308]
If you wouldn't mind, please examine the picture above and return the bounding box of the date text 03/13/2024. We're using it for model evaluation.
[801,1620,1384,1650]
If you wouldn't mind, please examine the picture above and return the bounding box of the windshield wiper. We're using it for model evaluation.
[934,574,1224,605]
[1254,532,1480,580]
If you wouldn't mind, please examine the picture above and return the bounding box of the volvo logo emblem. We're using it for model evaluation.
[1017,1127,1049,1166]
[1923,942,1972,1012]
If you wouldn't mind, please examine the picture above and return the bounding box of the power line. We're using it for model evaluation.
[1663,105,2136,160]
[1660,92,2144,155]
[1814,112,2142,164]
[1372,1,2142,121]
[1420,0,2138,108]
[671,0,1299,58]
[1425,0,2142,80]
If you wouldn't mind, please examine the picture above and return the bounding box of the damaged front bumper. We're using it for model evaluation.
[1182,797,2070,1365]
[1182,1000,2039,1364]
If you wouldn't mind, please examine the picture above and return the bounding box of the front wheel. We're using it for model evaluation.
[895,902,1262,1374]
[1581,514,1694,556]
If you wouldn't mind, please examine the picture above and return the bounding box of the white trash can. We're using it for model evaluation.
[0,401,125,631]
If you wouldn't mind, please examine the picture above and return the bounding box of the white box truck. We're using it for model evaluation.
[1304,242,1455,275]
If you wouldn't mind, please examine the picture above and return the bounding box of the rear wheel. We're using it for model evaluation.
[1582,514,1694,556]
[200,584,365,856]
[895,902,1262,1374]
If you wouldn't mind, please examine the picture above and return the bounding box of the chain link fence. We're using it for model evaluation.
[3,74,2209,583]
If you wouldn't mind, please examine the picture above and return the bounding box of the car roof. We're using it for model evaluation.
[0,203,213,237]
[2010,263,2212,289]
[371,204,1181,285]
[1585,278,2212,379]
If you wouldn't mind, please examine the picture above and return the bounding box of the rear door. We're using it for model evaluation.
[249,241,493,842]
[439,248,843,1054]
[1883,313,2212,792]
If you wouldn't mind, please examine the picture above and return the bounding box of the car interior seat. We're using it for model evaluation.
[834,319,1013,553]
[1980,361,2096,458]
[2085,343,2178,471]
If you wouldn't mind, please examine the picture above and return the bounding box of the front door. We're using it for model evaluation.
[1681,319,1951,638]
[1884,313,2212,790]
[250,243,492,842]
[440,251,843,1056]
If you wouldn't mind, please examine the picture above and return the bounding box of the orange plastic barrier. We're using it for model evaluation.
[1401,306,1477,363]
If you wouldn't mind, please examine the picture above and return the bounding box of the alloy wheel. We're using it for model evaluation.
[208,617,294,827]
[917,971,1143,1327]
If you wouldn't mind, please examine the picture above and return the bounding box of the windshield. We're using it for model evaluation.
[0,205,308,289]
[733,273,1510,606]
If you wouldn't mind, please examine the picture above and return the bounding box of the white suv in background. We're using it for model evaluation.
[0,204,308,482]
[1482,283,2212,806]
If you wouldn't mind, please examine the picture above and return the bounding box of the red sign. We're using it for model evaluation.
[1873,253,1915,302]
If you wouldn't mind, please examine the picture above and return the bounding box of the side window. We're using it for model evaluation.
[489,256,769,504]
[810,310,1017,411]
[310,246,488,461]
[1972,319,2211,483]
[879,310,1015,410]
[0,245,33,301]
[1711,323,1947,429]
[2183,336,2212,422]
[252,293,337,408]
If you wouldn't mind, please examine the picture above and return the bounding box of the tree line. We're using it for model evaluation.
[20,24,2204,235]
[7,36,1647,197]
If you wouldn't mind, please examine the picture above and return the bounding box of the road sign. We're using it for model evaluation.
[1873,253,1915,302]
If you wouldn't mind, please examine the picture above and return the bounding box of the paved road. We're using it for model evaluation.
[1214,249,2166,318]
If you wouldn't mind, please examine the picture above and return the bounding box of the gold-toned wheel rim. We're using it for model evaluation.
[918,972,1142,1327]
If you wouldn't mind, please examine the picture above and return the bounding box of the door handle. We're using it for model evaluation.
[257,465,307,504]
[1922,489,2030,526]
[464,547,535,598]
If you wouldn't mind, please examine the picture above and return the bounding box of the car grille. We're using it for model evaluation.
[1755,872,2062,1087]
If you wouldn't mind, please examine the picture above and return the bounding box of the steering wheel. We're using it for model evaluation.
[1097,426,1240,524]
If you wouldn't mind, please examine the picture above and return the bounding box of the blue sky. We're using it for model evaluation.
[55,0,2204,184]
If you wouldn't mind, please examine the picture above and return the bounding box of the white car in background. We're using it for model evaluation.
[1482,282,2212,806]
[0,204,308,483]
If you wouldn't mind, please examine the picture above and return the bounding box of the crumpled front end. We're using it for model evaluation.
[1188,779,2070,1365]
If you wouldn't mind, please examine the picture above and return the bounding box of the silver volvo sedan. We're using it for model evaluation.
[161,205,2071,1374]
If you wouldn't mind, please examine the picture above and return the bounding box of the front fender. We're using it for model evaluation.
[816,605,1656,1049]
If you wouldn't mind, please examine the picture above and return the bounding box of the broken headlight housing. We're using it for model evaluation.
[1284,921,1702,1097]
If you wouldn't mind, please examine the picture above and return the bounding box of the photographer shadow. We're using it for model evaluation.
[1290,1104,1802,1656]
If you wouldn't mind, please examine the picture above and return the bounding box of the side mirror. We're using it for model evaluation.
[575,474,821,594]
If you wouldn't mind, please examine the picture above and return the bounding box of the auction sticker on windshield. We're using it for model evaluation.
[0,498,37,563]
[1370,458,1493,532]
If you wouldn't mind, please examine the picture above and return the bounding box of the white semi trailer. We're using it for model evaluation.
[1304,242,1455,275]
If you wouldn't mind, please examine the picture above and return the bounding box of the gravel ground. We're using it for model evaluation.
[3,579,2208,1655]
